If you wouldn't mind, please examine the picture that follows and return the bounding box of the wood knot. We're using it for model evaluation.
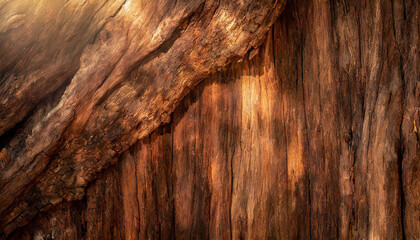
[344,129,353,147]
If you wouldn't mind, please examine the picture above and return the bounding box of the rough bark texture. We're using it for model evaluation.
[1,0,419,239]
[0,0,286,237]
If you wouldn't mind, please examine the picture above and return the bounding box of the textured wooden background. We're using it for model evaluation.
[4,0,420,239]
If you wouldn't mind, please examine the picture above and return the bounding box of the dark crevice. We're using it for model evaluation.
[229,144,235,240]
[0,106,32,151]
[397,126,406,240]
[398,40,407,240]
[130,144,142,240]
[228,66,237,240]
[170,117,176,239]
[0,75,72,161]
[390,0,397,41]
[150,134,162,239]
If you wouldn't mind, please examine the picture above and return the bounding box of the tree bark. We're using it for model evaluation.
[2,0,419,239]
[0,0,285,237]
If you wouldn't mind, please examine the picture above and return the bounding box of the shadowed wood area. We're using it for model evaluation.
[1,0,420,239]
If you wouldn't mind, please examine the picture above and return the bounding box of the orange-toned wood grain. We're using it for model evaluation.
[5,0,419,239]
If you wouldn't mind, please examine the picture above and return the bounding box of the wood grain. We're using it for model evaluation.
[0,0,286,236]
[3,0,419,239]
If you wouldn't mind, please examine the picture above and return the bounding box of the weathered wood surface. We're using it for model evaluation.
[0,0,286,236]
[6,0,419,239]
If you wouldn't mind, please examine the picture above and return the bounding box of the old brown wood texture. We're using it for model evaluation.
[1,0,419,239]
[0,0,285,237]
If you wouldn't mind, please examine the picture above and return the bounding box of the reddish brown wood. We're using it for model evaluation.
[2,0,419,239]
[0,0,285,236]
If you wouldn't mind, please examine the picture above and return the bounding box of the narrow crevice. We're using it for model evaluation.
[131,145,142,240]
[228,66,237,240]
[390,0,397,42]
[398,45,407,240]
[229,145,235,240]
[397,126,406,240]
[299,28,312,239]
[189,122,197,240]
[170,118,176,239]
[151,139,162,239]
[356,5,365,116]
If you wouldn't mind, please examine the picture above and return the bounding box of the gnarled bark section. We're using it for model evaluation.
[0,0,286,236]
[6,0,420,239]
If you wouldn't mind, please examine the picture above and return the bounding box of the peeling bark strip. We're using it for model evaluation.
[1,0,419,239]
[0,0,286,236]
